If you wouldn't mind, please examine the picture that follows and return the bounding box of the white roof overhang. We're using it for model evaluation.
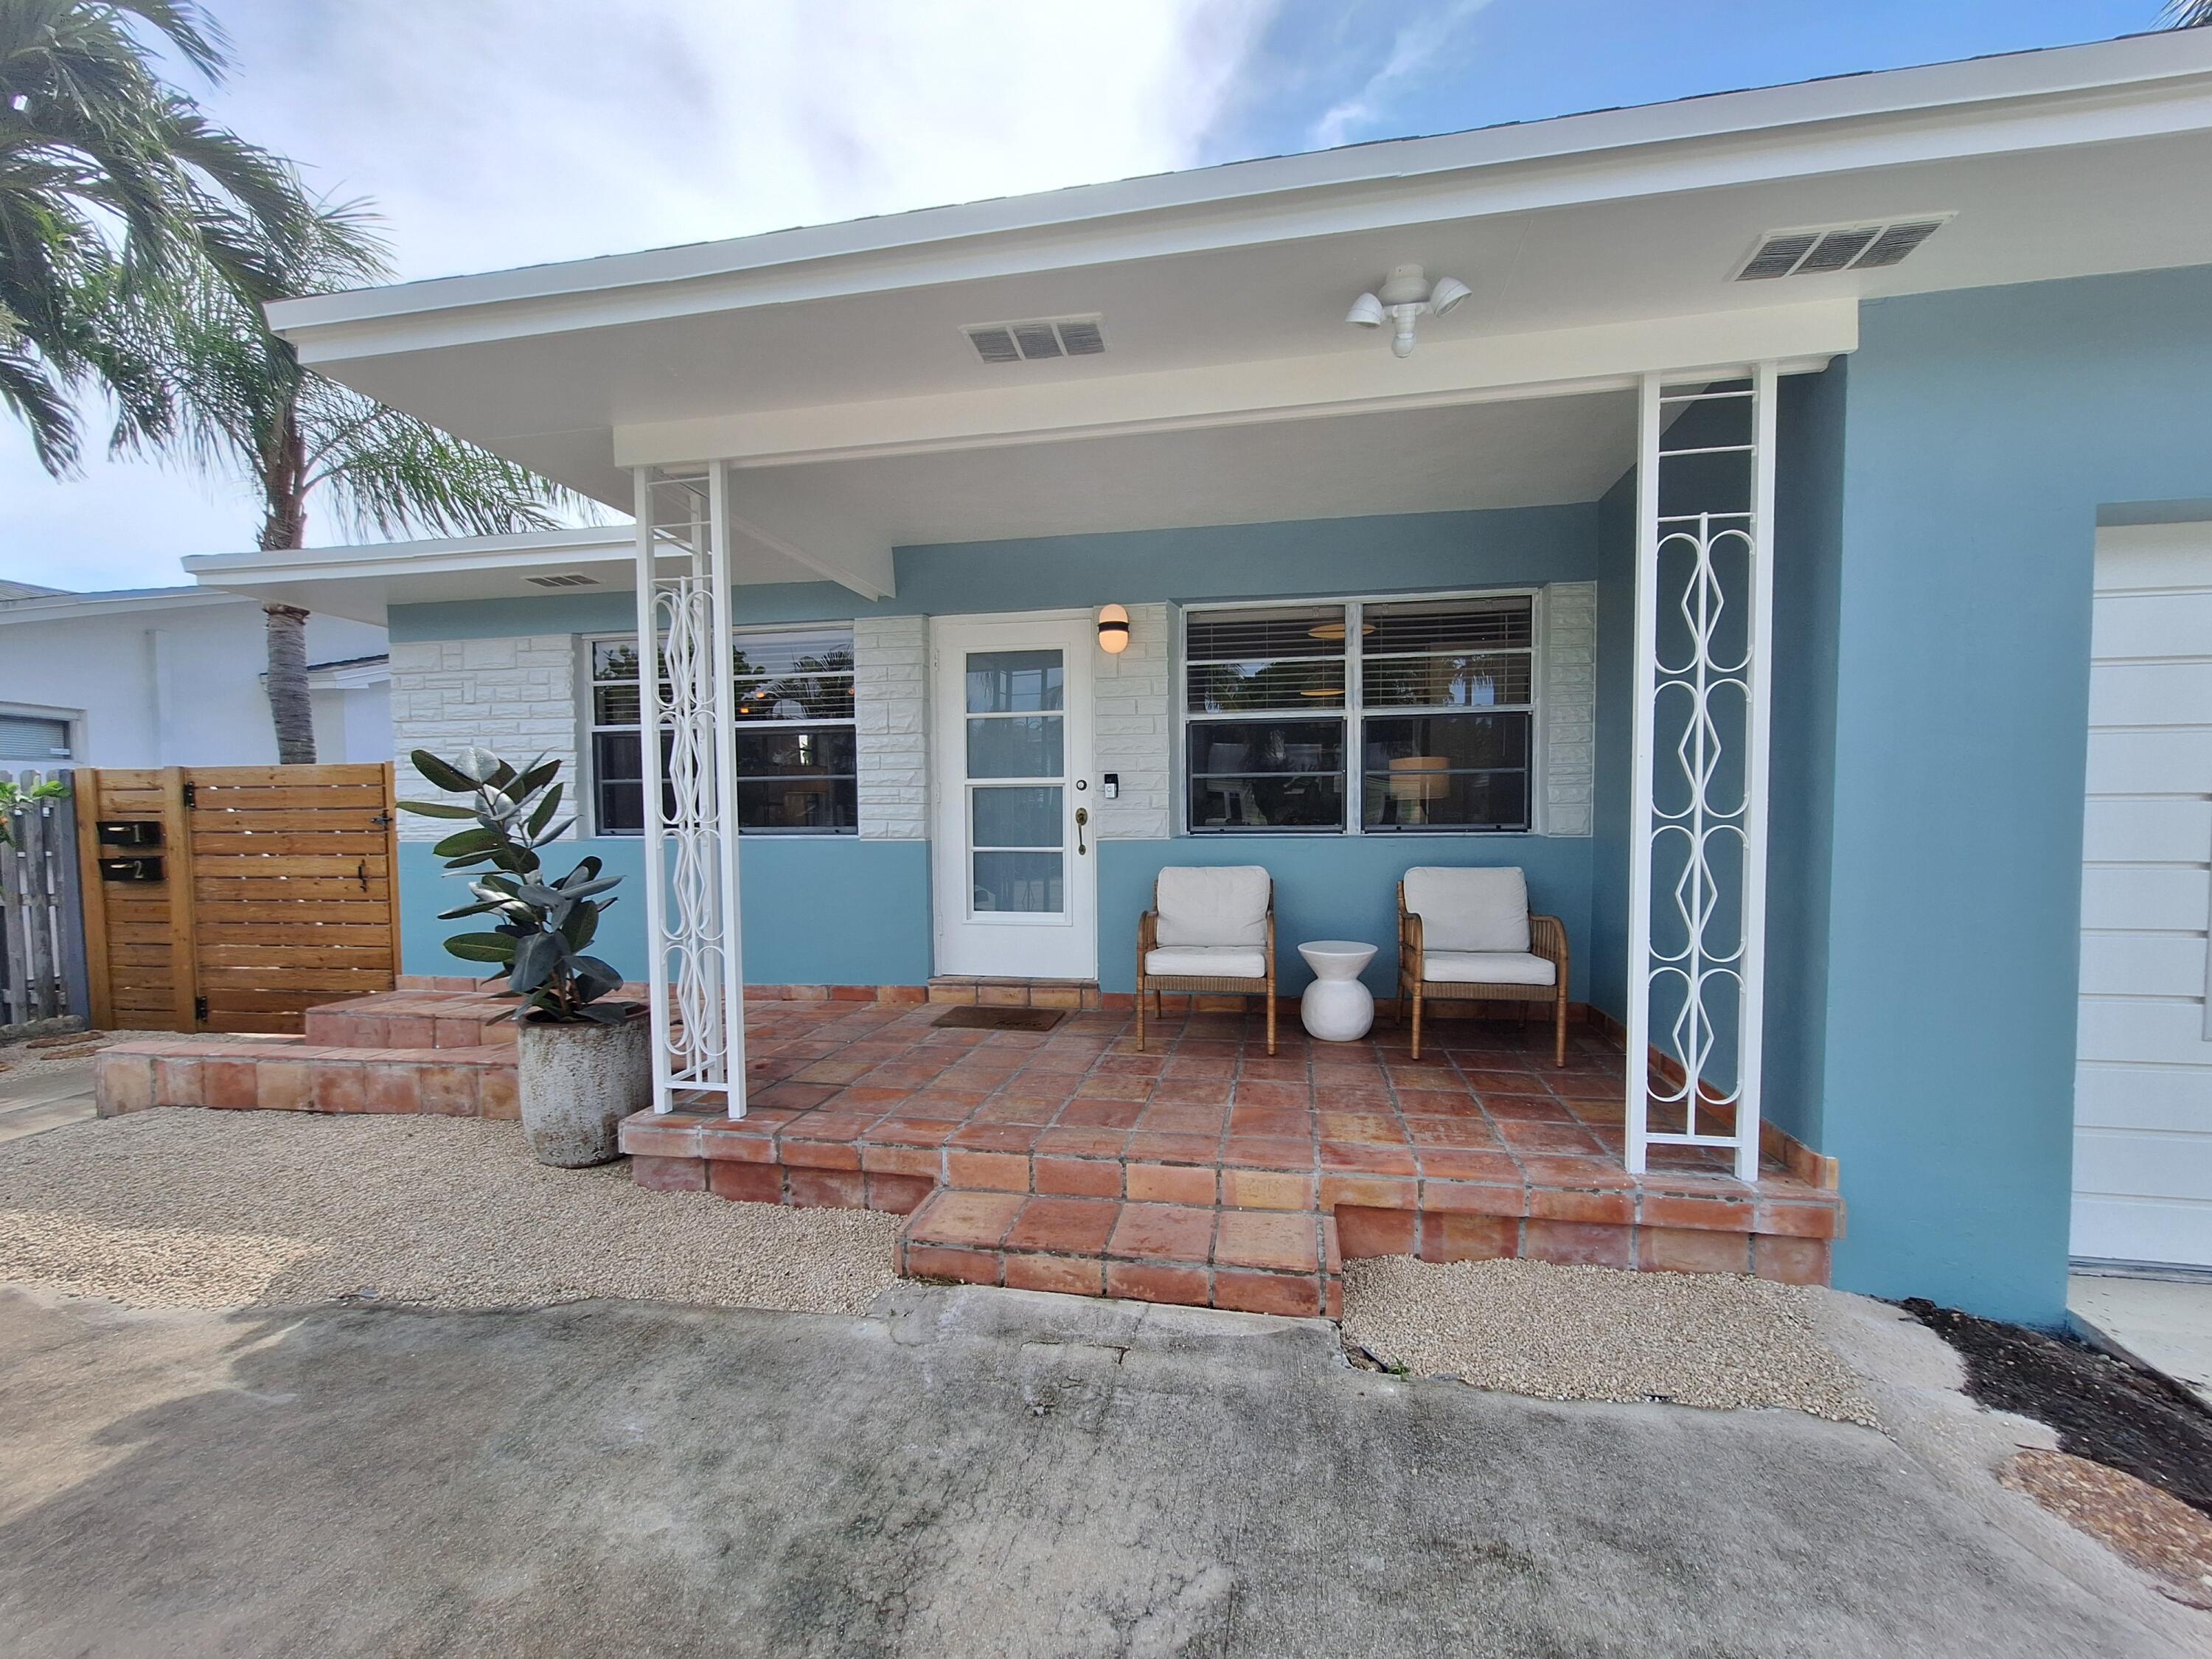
[260,32,2212,599]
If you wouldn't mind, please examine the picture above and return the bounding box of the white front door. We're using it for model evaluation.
[2074,523,2212,1267]
[931,614,1097,980]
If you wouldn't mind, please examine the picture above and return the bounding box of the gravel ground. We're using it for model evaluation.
[2002,1449,2212,1610]
[1343,1254,1879,1425]
[0,1108,899,1314]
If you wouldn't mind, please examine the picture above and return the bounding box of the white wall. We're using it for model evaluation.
[0,595,389,767]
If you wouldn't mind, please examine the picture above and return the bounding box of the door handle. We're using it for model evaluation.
[1074,806,1088,856]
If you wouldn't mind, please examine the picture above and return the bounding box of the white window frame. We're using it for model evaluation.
[584,625,859,838]
[1180,586,1545,838]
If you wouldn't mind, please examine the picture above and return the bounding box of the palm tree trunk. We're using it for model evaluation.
[259,403,316,763]
[262,603,316,764]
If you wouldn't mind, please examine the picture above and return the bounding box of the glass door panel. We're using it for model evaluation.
[964,649,1066,917]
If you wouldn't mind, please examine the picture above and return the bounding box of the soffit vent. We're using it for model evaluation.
[524,572,600,588]
[963,315,1107,365]
[1734,216,1950,282]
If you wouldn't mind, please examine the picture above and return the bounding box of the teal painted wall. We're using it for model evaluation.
[387,503,1601,641]
[394,500,1618,1000]
[400,836,932,987]
[1761,364,1848,1152]
[1823,265,2212,1326]
[1588,466,1636,1026]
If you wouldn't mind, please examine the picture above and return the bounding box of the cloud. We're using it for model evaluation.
[0,0,1277,588]
[1310,0,1495,150]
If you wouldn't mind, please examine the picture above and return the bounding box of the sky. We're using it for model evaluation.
[0,0,2175,593]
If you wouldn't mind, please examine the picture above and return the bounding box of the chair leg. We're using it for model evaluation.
[1135,978,1147,1052]
[1554,990,1568,1068]
[1410,984,1423,1061]
[1265,985,1276,1057]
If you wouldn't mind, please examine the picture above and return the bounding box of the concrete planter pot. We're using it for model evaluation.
[514,1009,650,1167]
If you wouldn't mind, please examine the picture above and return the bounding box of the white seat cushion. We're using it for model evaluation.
[1155,865,1270,947]
[1146,945,1267,980]
[1420,950,1556,987]
[1402,866,1530,953]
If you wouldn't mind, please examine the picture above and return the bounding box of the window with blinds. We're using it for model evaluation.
[588,627,857,835]
[0,713,72,762]
[1183,593,1534,834]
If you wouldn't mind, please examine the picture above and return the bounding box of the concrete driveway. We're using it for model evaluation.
[0,1284,2198,1658]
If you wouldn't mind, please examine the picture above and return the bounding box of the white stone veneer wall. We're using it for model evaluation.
[389,634,579,841]
[854,614,928,840]
[1093,602,1172,841]
[1540,582,1597,838]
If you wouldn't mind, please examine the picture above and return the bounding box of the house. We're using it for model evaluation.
[0,582,390,767]
[185,32,2212,1326]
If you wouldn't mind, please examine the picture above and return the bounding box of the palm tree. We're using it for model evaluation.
[0,0,314,470]
[115,203,588,762]
[2169,1,2212,23]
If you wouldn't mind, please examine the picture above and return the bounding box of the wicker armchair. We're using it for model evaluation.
[1395,867,1569,1065]
[1136,866,1276,1054]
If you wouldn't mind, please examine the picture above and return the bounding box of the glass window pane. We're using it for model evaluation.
[593,683,641,726]
[1360,713,1531,831]
[966,650,1064,713]
[592,731,642,835]
[737,777,857,832]
[1361,652,1531,709]
[973,785,1061,848]
[592,639,641,681]
[973,851,1064,914]
[1186,718,1344,831]
[967,714,1063,778]
[735,726,855,779]
[1185,605,1347,661]
[1364,597,1532,653]
[1186,658,1346,712]
[732,629,852,680]
[734,676,855,723]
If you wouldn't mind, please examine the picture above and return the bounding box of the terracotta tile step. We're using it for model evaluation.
[894,1191,1343,1319]
[94,1038,519,1121]
[622,1112,1843,1242]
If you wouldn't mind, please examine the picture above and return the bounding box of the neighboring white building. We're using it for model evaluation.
[0,582,390,768]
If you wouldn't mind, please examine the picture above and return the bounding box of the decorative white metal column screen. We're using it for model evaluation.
[1625,366,1778,1180]
[634,463,748,1117]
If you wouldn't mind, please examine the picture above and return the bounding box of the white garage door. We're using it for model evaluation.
[2075,522,2212,1267]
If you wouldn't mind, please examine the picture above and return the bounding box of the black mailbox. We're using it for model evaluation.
[98,855,164,883]
[97,819,164,848]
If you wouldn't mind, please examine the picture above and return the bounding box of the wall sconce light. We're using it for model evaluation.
[1096,603,1130,653]
[1346,264,1470,358]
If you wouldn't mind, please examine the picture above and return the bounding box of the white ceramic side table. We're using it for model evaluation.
[1298,939,1379,1042]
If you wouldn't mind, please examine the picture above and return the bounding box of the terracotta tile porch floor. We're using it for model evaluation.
[622,999,1844,1317]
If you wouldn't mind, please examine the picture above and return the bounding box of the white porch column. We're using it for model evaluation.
[635,463,748,1118]
[1625,364,1778,1180]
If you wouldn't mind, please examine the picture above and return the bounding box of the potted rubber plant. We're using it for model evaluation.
[400,746,646,1166]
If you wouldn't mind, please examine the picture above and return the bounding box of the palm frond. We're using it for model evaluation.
[2168,0,2212,23]
[304,387,585,542]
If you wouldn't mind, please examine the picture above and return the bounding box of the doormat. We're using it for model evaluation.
[933,1006,1066,1032]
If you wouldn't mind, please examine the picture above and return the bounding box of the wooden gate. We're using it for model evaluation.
[75,764,401,1033]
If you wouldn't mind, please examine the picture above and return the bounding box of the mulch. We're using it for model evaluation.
[1902,1298,2212,1517]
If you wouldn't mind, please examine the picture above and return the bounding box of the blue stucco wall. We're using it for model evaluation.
[400,837,932,987]
[393,501,1618,998]
[386,504,1601,641]
[1761,364,1849,1152]
[1822,265,2212,1325]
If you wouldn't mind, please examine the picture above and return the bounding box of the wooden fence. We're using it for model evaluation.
[74,763,402,1034]
[1,768,89,1035]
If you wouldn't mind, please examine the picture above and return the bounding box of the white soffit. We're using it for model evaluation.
[734,389,1638,549]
